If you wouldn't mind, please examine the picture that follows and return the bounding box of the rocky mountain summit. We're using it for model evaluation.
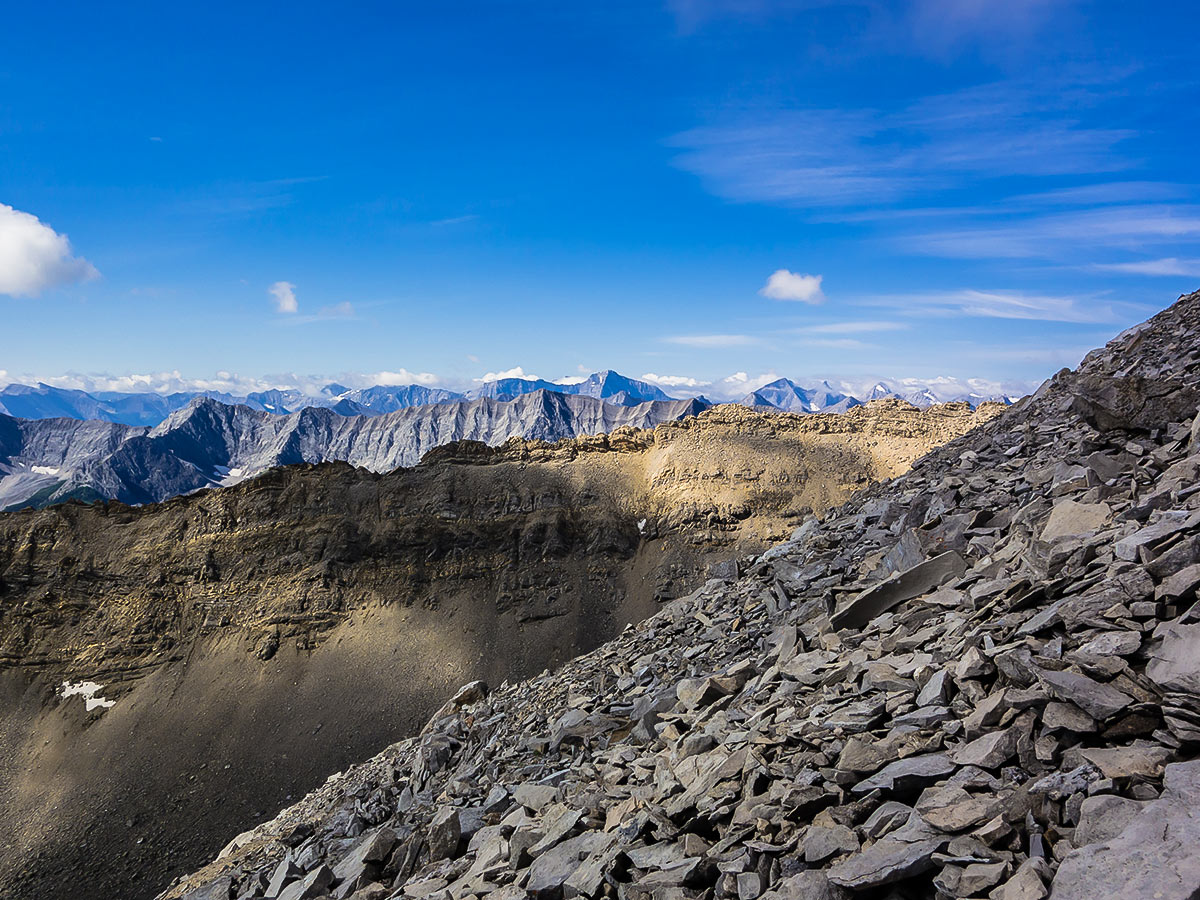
[0,399,994,900]
[159,290,1200,900]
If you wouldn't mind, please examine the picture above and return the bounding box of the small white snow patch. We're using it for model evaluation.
[229,467,244,477]
[637,518,648,534]
[31,465,60,475]
[61,680,116,711]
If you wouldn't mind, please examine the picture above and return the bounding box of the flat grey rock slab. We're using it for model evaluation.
[1052,759,1200,900]
[832,551,966,631]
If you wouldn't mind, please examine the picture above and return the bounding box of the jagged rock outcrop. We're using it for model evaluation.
[0,400,994,900]
[156,291,1200,900]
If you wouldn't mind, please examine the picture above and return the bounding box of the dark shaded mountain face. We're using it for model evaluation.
[0,391,708,510]
[0,401,998,900]
[159,291,1200,900]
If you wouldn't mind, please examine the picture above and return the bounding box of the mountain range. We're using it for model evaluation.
[0,370,1013,427]
[0,391,707,510]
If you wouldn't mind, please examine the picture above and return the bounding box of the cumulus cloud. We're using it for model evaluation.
[268,281,298,313]
[0,204,98,297]
[640,373,710,388]
[475,366,540,383]
[367,369,440,387]
[760,270,825,303]
[721,371,781,392]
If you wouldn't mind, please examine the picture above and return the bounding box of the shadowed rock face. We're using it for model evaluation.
[0,400,996,900]
[153,292,1200,900]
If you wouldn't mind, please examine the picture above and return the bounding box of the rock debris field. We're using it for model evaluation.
[162,290,1200,900]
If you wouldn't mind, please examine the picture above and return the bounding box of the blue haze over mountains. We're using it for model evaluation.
[0,369,1009,427]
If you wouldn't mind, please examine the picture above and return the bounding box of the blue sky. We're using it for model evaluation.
[2,0,1198,399]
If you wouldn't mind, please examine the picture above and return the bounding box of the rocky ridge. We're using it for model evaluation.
[161,290,1200,900]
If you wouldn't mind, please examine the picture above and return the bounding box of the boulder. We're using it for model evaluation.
[826,838,946,890]
[1040,500,1111,542]
[1051,760,1200,900]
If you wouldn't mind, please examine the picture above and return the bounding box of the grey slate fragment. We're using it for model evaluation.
[182,877,235,900]
[826,838,946,889]
[831,551,966,631]
[1038,668,1134,720]
[1052,760,1200,900]
[1073,795,1146,846]
[275,865,333,900]
[526,831,614,900]
[852,752,956,794]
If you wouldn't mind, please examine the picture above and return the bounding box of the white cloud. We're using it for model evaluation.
[553,375,589,385]
[268,281,298,313]
[367,369,440,386]
[760,269,825,303]
[664,334,757,347]
[671,78,1135,210]
[320,301,354,318]
[640,373,711,388]
[0,368,448,396]
[475,366,541,383]
[798,337,872,350]
[901,204,1200,261]
[721,371,780,392]
[797,320,907,334]
[0,204,98,297]
[1095,257,1200,277]
[866,289,1124,323]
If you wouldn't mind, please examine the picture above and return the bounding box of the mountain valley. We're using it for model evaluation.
[0,400,997,900]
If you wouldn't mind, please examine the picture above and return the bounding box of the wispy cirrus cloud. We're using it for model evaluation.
[905,205,1200,259]
[671,76,1134,210]
[1094,257,1200,277]
[664,333,759,347]
[795,320,907,334]
[285,301,359,325]
[864,289,1128,323]
[666,0,1072,56]
[796,337,873,350]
